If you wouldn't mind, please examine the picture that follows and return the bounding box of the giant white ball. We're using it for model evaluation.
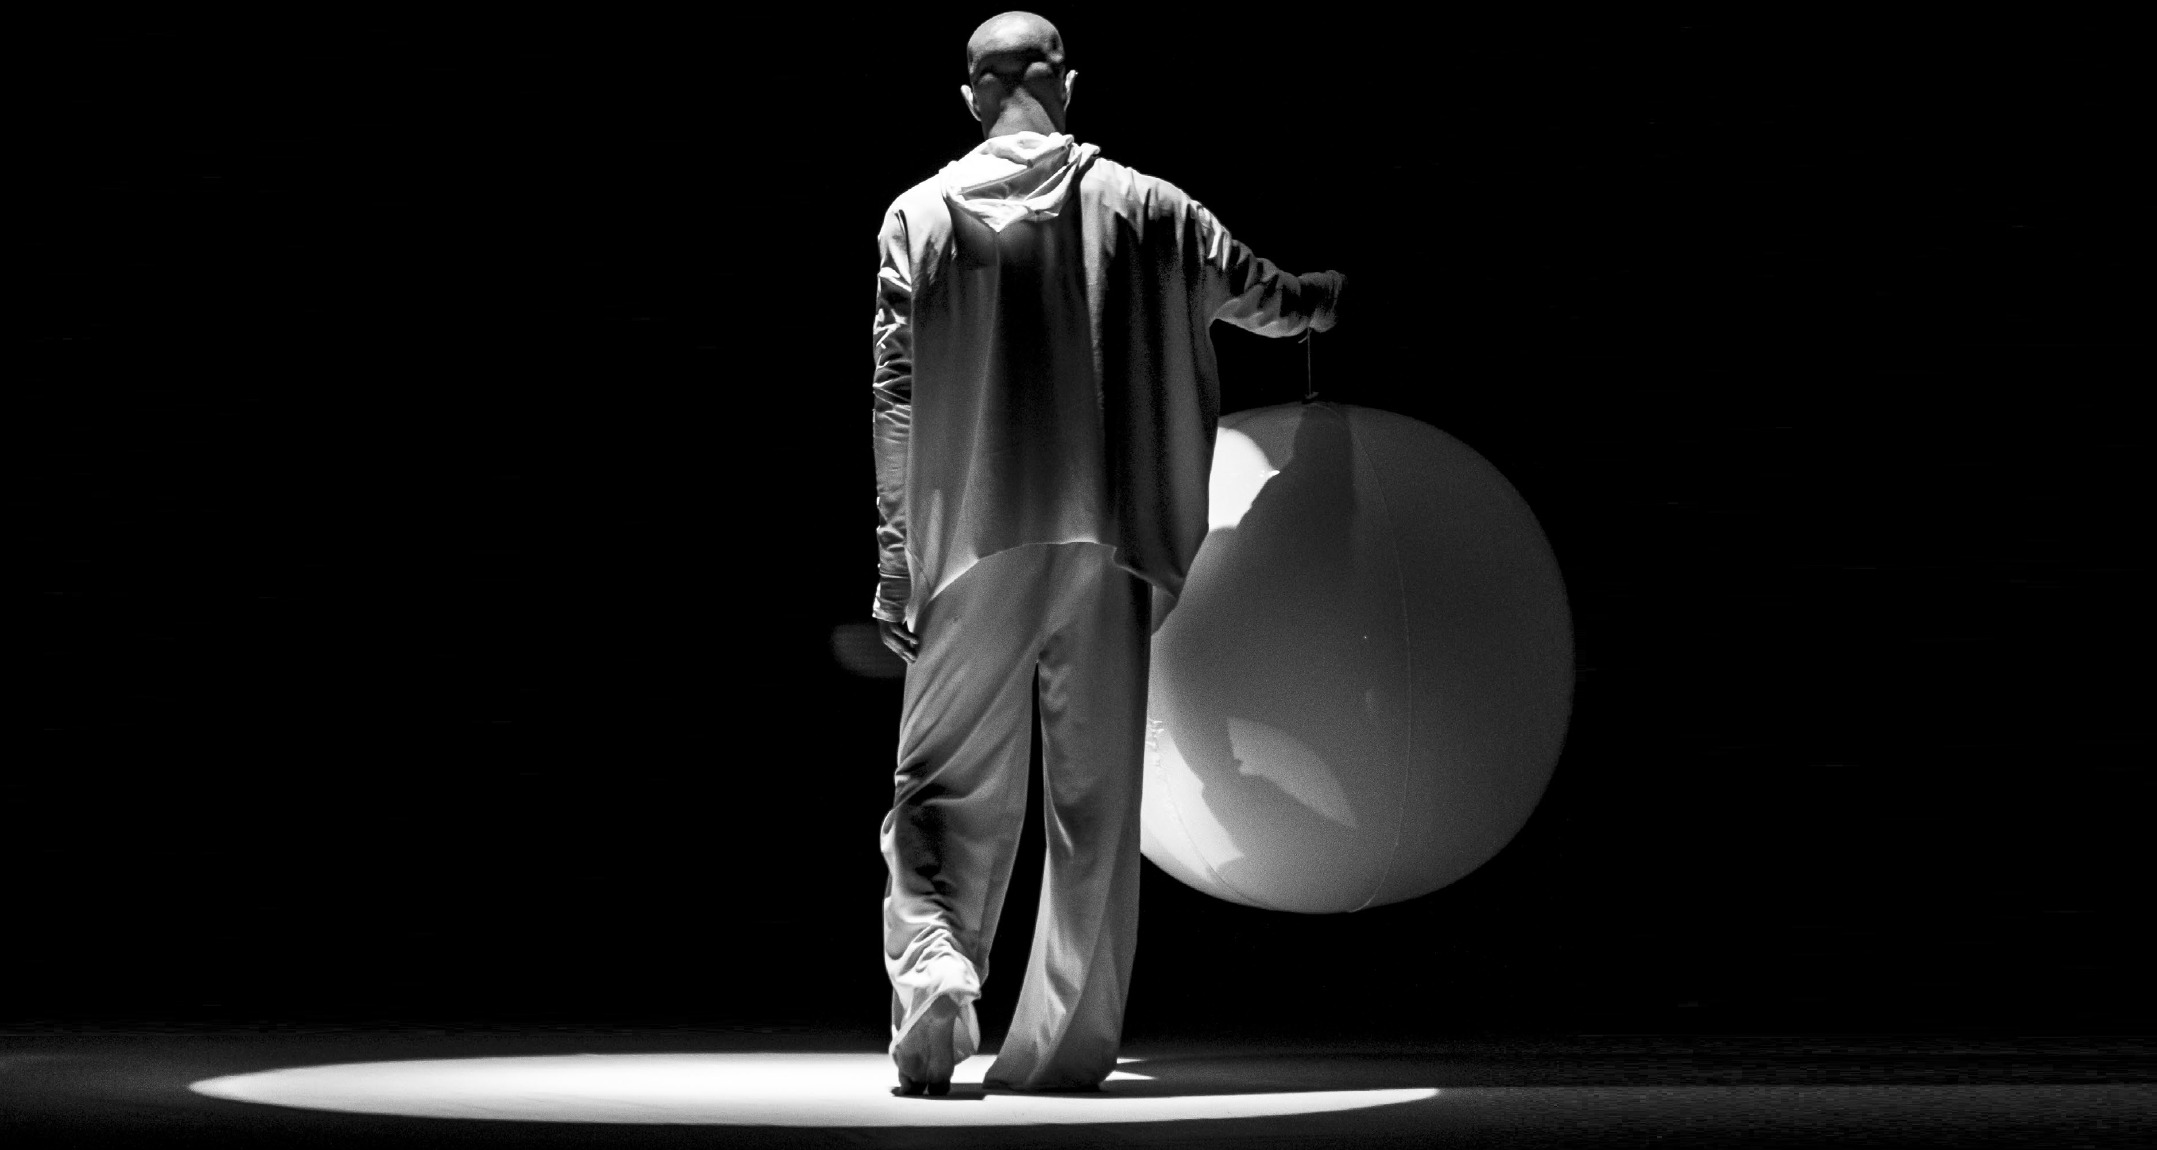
[1141,402,1574,913]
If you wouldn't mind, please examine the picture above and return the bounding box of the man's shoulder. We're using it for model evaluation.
[875,145,1202,229]
[883,169,952,221]
[1081,152,1198,216]
[1078,152,1182,199]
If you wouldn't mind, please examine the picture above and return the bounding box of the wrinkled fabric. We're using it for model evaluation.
[885,927,984,1065]
[881,542,1150,1088]
[941,131,1096,234]
[872,131,1343,633]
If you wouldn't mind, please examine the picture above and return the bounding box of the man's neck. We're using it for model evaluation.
[984,111,1060,140]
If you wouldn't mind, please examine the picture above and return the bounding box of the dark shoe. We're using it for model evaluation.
[891,1072,949,1097]
[891,993,961,1097]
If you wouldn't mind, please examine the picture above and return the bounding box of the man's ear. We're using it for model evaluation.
[1062,69,1077,112]
[958,84,980,122]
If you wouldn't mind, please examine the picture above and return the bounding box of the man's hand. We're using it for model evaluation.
[878,618,920,664]
[1310,270,1347,333]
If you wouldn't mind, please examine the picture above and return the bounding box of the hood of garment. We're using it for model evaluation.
[940,131,1102,233]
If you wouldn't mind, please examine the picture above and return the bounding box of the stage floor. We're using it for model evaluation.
[4,1025,2151,1148]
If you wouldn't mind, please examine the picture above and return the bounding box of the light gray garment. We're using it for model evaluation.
[872,132,1343,634]
[880,541,1150,1089]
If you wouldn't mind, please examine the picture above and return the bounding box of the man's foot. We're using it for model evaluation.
[891,993,961,1097]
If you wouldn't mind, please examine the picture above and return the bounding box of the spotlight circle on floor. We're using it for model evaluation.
[190,1053,1436,1126]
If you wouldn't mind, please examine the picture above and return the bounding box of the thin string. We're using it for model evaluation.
[1301,328,1317,404]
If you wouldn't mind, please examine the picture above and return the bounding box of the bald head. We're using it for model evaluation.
[966,11,1064,79]
[959,11,1077,139]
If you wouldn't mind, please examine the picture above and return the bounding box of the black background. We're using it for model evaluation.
[19,10,2144,1041]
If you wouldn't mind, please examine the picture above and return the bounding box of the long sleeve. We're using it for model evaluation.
[871,212,915,624]
[1192,201,1344,338]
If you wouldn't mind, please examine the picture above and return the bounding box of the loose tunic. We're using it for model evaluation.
[872,131,1342,634]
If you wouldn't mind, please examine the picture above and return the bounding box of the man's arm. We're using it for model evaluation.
[871,212,915,636]
[1192,200,1346,337]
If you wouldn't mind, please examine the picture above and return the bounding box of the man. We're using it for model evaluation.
[873,11,1345,1096]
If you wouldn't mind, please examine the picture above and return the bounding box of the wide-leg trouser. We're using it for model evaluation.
[880,541,1150,1090]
